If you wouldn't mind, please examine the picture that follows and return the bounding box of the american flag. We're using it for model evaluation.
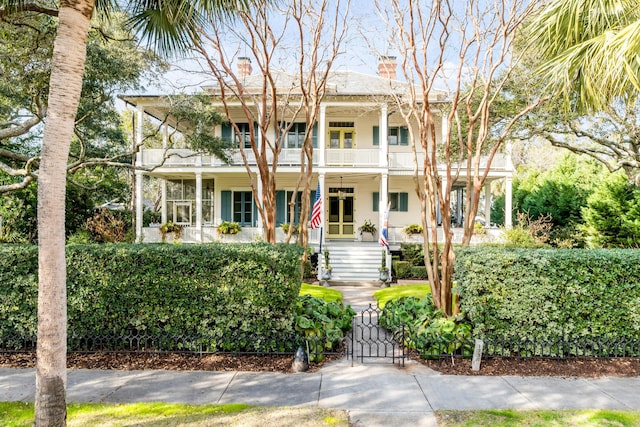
[309,182,322,229]
[379,202,390,249]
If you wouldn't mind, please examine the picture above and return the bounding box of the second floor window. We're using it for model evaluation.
[221,122,254,149]
[235,123,253,149]
[285,123,306,148]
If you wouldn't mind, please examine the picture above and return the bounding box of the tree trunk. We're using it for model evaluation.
[35,2,93,426]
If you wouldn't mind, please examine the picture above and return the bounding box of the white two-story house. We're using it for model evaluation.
[121,57,513,249]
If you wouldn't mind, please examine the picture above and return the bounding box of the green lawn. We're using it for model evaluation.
[436,409,640,427]
[373,283,431,308]
[0,402,348,427]
[300,283,344,304]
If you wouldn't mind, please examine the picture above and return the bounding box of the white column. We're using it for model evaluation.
[162,123,168,149]
[319,173,326,248]
[505,176,513,229]
[318,104,326,167]
[379,104,388,167]
[484,183,491,226]
[135,159,143,242]
[161,179,167,224]
[380,172,388,235]
[256,173,263,230]
[135,107,144,152]
[195,171,203,242]
[135,107,144,242]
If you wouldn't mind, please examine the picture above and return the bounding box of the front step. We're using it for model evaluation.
[321,241,385,282]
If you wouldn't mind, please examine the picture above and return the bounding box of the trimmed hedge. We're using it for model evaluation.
[455,247,640,341]
[0,243,304,352]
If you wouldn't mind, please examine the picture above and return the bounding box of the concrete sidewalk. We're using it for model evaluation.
[2,361,640,427]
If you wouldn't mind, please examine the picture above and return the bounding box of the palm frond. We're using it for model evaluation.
[527,0,640,112]
[126,0,254,56]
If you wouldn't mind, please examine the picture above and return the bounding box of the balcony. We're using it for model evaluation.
[325,149,379,166]
[139,148,318,168]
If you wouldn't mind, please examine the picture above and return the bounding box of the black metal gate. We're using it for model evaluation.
[348,304,406,366]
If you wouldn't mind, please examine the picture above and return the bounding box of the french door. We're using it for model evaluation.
[327,187,354,238]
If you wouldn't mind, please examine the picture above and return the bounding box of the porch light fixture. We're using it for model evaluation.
[338,176,346,200]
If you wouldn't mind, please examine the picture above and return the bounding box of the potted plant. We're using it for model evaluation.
[402,223,423,243]
[217,221,241,236]
[319,247,332,285]
[402,224,423,235]
[358,219,377,241]
[159,221,183,243]
[281,223,299,239]
[378,250,390,286]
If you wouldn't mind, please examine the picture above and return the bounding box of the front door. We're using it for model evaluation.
[328,187,354,238]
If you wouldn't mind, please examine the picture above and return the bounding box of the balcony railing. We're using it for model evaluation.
[139,148,508,172]
[325,149,379,166]
[139,148,318,168]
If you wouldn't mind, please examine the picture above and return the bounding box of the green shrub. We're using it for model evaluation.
[400,243,424,266]
[294,295,355,362]
[409,266,428,279]
[392,260,412,279]
[455,247,640,344]
[0,243,304,353]
[379,296,471,358]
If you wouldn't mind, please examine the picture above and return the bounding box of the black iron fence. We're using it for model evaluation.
[407,334,640,361]
[0,330,344,361]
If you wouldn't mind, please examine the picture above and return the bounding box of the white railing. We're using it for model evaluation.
[140,148,317,168]
[325,149,379,166]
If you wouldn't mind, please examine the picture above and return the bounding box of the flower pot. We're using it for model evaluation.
[379,269,390,283]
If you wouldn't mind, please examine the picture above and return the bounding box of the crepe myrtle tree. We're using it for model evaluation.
[374,0,546,316]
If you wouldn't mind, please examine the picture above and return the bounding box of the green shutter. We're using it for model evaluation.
[400,126,409,145]
[221,123,232,141]
[373,192,379,212]
[399,192,409,212]
[275,190,286,226]
[312,122,318,148]
[221,190,232,221]
[373,126,379,146]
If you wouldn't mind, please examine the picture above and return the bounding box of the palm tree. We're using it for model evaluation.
[1,1,253,425]
[527,0,640,113]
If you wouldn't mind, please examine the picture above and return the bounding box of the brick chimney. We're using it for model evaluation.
[237,57,252,78]
[378,56,397,80]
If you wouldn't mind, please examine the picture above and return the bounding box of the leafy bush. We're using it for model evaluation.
[409,266,428,279]
[85,209,131,243]
[582,171,640,248]
[294,295,355,362]
[392,260,411,279]
[400,243,424,266]
[0,243,304,353]
[455,247,640,345]
[379,296,471,358]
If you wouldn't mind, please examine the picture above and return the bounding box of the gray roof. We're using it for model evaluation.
[204,69,448,101]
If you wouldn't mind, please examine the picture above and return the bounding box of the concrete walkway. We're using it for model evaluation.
[3,366,640,426]
[3,283,640,426]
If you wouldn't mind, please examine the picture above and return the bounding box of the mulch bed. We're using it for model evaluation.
[414,355,640,377]
[2,352,639,377]
[0,352,342,373]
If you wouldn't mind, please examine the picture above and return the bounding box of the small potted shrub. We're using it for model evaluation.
[358,219,377,241]
[320,247,332,285]
[379,250,390,286]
